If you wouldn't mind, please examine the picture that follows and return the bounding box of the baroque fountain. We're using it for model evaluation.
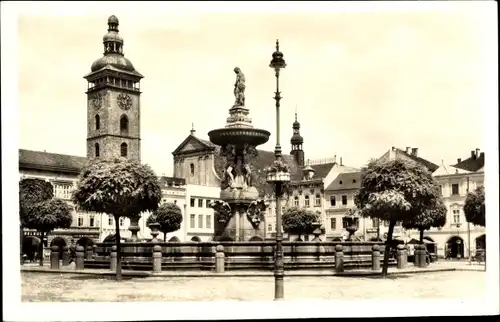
[209,67,271,241]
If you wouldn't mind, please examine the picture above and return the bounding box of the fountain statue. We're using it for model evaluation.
[208,67,271,241]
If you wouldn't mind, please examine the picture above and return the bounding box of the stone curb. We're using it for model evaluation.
[20,266,481,278]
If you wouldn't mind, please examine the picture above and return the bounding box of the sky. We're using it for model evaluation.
[14,1,497,177]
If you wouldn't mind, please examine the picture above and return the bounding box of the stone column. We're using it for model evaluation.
[62,246,70,266]
[372,244,381,270]
[418,244,427,268]
[75,245,85,270]
[335,244,344,273]
[152,245,162,273]
[215,245,225,273]
[110,245,117,271]
[50,246,60,269]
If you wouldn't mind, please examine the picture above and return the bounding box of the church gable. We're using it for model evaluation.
[172,135,215,156]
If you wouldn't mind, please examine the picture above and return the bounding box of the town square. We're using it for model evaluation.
[2,1,499,321]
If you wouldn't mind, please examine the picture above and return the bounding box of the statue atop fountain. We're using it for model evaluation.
[209,67,271,241]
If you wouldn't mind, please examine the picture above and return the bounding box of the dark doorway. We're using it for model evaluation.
[475,234,486,250]
[446,236,464,259]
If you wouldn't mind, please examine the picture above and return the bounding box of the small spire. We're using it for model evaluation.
[295,105,298,121]
[190,123,196,136]
[276,39,280,51]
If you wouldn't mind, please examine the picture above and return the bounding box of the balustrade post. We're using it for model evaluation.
[86,245,93,260]
[62,246,70,266]
[50,246,60,269]
[110,245,117,271]
[75,245,85,270]
[335,244,344,273]
[397,244,406,269]
[215,245,225,273]
[372,244,381,271]
[152,245,162,273]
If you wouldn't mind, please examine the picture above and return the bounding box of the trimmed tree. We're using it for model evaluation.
[402,197,447,243]
[23,198,73,266]
[463,185,485,227]
[72,159,162,280]
[355,159,439,277]
[146,203,183,242]
[19,178,54,263]
[282,207,320,241]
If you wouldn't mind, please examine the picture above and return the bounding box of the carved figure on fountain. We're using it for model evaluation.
[247,200,268,228]
[233,67,246,107]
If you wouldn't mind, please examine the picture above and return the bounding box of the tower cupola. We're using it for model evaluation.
[290,112,305,166]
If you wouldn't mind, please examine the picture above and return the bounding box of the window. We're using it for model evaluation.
[342,219,348,229]
[206,215,212,229]
[190,163,195,175]
[77,216,84,227]
[108,215,113,226]
[304,195,310,207]
[95,143,100,158]
[190,214,196,228]
[95,114,100,130]
[294,196,299,207]
[119,218,124,226]
[439,185,443,196]
[206,199,211,208]
[190,198,195,207]
[315,194,321,207]
[452,183,459,195]
[330,218,336,230]
[453,209,460,223]
[330,196,336,207]
[372,218,378,228]
[198,214,203,228]
[268,224,273,232]
[89,215,95,227]
[342,195,348,206]
[198,199,203,208]
[352,179,356,183]
[120,115,129,134]
[339,180,343,185]
[54,183,72,199]
[120,142,128,157]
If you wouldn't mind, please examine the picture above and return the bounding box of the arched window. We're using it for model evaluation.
[120,142,128,157]
[294,196,299,207]
[304,195,310,207]
[95,143,100,157]
[190,163,195,175]
[120,114,129,134]
[315,194,321,207]
[95,114,100,130]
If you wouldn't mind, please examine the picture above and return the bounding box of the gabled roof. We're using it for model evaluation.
[432,164,472,176]
[325,171,362,191]
[291,162,336,181]
[454,152,485,172]
[392,148,439,172]
[19,149,88,174]
[172,134,217,156]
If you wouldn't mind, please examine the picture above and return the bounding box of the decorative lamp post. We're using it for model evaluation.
[266,39,289,300]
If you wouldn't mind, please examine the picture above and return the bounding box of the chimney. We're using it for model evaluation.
[190,123,196,136]
[340,157,343,166]
[391,146,396,151]
[457,158,462,163]
[411,148,418,157]
[475,148,480,157]
[406,147,411,154]
[480,152,485,158]
[471,150,475,158]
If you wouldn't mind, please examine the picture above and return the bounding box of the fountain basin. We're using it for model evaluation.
[221,186,259,203]
[208,128,270,146]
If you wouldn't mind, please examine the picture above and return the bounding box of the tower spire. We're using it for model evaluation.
[290,109,304,166]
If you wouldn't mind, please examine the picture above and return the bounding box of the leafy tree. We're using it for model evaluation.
[19,178,54,264]
[402,196,447,243]
[24,198,73,266]
[463,185,485,227]
[73,159,162,280]
[355,159,438,277]
[146,203,183,242]
[282,207,320,240]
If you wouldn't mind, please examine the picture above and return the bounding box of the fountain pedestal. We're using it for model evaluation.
[208,71,271,241]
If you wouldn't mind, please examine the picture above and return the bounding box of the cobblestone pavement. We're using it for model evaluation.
[22,270,486,302]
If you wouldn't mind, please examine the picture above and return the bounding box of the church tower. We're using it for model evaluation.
[84,15,143,162]
[290,112,305,166]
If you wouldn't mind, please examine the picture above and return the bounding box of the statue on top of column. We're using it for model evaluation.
[233,67,246,107]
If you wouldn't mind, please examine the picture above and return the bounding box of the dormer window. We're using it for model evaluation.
[339,180,343,184]
[352,179,356,183]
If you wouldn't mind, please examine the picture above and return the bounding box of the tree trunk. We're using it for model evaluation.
[163,232,166,242]
[381,220,395,278]
[419,229,424,244]
[39,231,44,267]
[114,215,122,281]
